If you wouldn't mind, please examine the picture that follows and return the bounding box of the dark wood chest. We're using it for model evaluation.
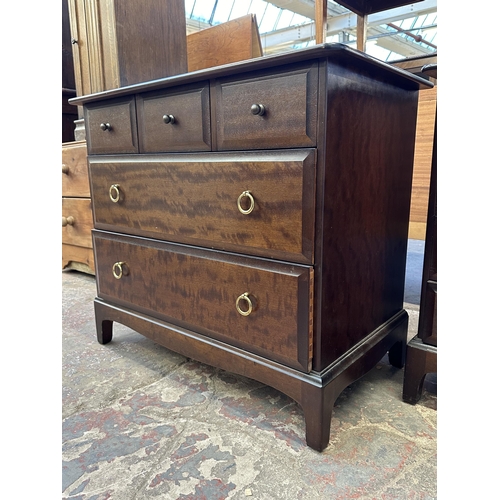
[70,44,432,451]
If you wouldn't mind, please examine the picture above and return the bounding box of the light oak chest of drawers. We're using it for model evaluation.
[62,140,95,274]
[71,44,432,451]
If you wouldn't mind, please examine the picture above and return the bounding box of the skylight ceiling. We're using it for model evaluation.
[184,0,437,62]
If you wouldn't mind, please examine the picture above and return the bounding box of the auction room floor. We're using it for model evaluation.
[62,239,437,499]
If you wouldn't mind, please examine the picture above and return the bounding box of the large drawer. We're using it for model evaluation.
[89,150,316,263]
[214,62,318,151]
[62,197,93,248]
[94,231,314,372]
[136,83,211,153]
[84,97,138,155]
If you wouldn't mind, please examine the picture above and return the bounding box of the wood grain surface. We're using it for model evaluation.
[85,97,138,155]
[62,197,93,247]
[137,83,211,152]
[408,84,436,239]
[89,150,316,263]
[62,141,90,197]
[215,63,318,151]
[187,14,262,72]
[312,58,419,370]
[94,231,313,371]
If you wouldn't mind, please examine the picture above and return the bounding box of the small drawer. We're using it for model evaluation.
[62,140,90,197]
[85,97,138,155]
[94,231,314,372]
[62,197,93,248]
[215,63,318,151]
[137,83,211,152]
[89,149,316,263]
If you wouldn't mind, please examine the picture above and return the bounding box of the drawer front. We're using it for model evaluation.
[62,198,93,247]
[137,83,211,152]
[62,141,90,197]
[94,232,313,372]
[85,97,138,155]
[215,63,318,151]
[89,150,316,263]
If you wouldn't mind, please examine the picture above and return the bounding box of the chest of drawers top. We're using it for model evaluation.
[71,43,431,157]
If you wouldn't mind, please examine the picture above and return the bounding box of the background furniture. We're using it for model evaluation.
[68,0,187,97]
[63,1,93,273]
[187,14,262,72]
[66,4,262,139]
[72,44,431,451]
[62,0,77,142]
[68,0,187,138]
[64,0,188,272]
[392,54,437,240]
[62,140,95,274]
[403,63,437,404]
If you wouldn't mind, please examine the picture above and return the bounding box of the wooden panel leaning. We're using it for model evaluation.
[391,54,437,240]
[187,14,263,73]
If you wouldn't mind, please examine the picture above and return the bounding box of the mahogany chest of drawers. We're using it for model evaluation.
[71,44,432,451]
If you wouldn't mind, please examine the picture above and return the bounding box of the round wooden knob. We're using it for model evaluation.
[251,104,266,116]
[62,164,69,174]
[163,114,175,124]
[62,216,75,227]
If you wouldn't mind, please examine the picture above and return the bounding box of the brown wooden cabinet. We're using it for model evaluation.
[63,0,77,142]
[62,140,95,274]
[67,0,187,98]
[71,44,432,451]
[403,64,437,404]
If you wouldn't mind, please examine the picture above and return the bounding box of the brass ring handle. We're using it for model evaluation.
[109,184,121,203]
[62,216,75,227]
[62,164,69,174]
[236,292,254,316]
[163,114,175,124]
[237,190,255,215]
[251,103,266,116]
[100,122,111,131]
[112,262,127,279]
